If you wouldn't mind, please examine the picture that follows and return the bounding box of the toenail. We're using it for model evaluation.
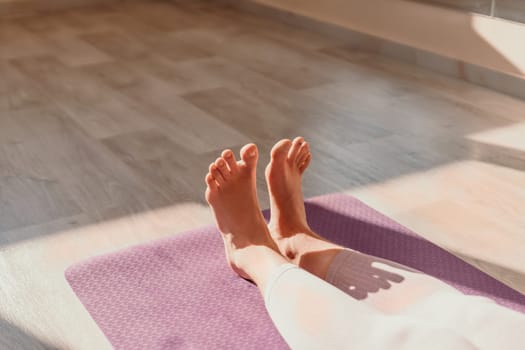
[224,151,233,158]
[249,150,256,157]
[218,160,225,167]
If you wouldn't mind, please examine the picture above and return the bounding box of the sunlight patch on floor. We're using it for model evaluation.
[344,160,525,292]
[470,15,525,76]
[466,121,525,153]
[3,201,213,252]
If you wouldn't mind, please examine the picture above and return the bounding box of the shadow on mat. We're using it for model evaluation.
[304,247,410,300]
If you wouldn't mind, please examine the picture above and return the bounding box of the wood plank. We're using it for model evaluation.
[0,62,48,111]
[11,56,155,138]
[85,59,251,153]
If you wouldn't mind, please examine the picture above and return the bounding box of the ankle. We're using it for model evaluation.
[287,232,342,263]
[234,244,287,289]
[268,221,308,238]
[272,231,316,261]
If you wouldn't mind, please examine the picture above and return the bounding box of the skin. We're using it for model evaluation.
[204,143,287,293]
[205,138,345,294]
[265,137,344,280]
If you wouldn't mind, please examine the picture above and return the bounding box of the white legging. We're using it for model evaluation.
[265,250,525,350]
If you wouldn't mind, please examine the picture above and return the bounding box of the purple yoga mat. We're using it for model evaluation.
[66,194,525,349]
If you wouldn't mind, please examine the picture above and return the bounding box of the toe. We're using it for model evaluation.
[240,143,258,169]
[270,139,292,161]
[215,157,230,180]
[209,163,225,185]
[222,149,238,173]
[299,154,311,173]
[205,173,218,191]
[288,136,305,161]
[296,142,310,166]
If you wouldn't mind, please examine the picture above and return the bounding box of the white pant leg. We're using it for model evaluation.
[404,290,525,350]
[264,264,476,350]
[326,250,525,350]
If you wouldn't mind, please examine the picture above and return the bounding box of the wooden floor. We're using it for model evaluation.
[1,0,525,348]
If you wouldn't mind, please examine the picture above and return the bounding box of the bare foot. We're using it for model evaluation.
[205,144,285,287]
[266,137,342,278]
[265,137,315,255]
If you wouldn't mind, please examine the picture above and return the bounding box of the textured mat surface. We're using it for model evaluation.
[66,194,525,350]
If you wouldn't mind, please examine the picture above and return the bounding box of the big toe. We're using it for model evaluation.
[270,139,292,161]
[240,143,259,170]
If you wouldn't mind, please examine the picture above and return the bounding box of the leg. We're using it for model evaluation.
[266,264,475,350]
[266,137,525,349]
[265,137,451,305]
[205,143,475,350]
[326,249,525,349]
